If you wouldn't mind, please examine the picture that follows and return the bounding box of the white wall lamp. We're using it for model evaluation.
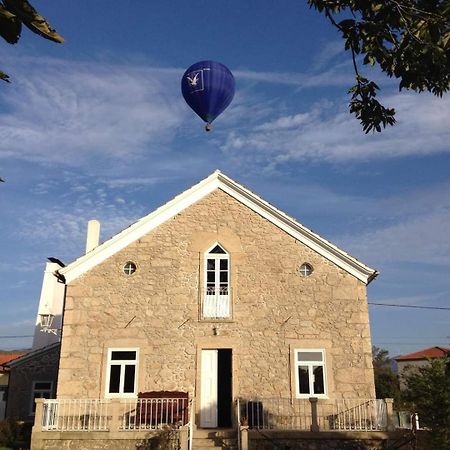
[38,306,57,335]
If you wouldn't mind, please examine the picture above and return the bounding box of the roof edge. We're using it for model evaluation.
[59,170,378,285]
[216,172,378,284]
[6,342,60,367]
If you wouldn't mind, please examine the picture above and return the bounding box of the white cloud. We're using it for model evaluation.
[0,57,187,167]
[339,209,450,266]
[371,292,450,306]
[311,41,346,71]
[234,61,353,89]
[222,92,450,164]
[325,180,450,268]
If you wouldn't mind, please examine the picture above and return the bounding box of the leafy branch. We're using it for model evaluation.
[0,0,64,81]
[308,0,450,132]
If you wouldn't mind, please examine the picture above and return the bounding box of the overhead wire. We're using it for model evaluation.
[368,302,450,311]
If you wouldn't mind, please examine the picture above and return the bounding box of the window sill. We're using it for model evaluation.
[295,395,329,400]
[105,393,138,399]
[199,318,235,323]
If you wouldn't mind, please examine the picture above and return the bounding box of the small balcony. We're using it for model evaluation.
[201,287,232,319]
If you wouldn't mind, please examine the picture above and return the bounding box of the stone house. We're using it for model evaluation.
[4,260,64,423]
[0,352,26,419]
[30,171,393,450]
[394,346,450,386]
[5,344,59,420]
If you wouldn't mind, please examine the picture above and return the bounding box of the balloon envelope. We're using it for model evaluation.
[181,61,235,125]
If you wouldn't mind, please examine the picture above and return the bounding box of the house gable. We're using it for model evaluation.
[58,170,377,285]
[58,187,376,400]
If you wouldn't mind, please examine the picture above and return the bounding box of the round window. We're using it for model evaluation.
[298,263,313,277]
[123,261,137,275]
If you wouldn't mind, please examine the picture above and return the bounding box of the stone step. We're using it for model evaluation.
[192,429,238,449]
[193,429,237,439]
[192,438,237,447]
[192,443,237,450]
[193,445,237,449]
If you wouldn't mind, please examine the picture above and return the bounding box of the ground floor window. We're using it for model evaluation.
[105,348,138,398]
[30,381,53,414]
[294,349,327,398]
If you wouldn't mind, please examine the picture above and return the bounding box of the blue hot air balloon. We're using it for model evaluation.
[181,61,235,131]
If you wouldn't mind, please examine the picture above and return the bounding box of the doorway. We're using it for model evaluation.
[200,349,232,428]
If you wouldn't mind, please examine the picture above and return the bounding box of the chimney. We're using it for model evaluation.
[85,219,100,254]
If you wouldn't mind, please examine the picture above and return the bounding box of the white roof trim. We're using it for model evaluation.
[59,170,378,285]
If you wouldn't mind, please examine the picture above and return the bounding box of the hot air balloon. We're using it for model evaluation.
[181,61,235,131]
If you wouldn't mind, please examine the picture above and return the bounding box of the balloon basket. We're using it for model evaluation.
[205,123,213,132]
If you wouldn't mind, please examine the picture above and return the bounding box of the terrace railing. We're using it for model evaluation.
[41,399,110,431]
[37,397,391,434]
[120,397,189,430]
[39,397,189,432]
[318,398,387,431]
[238,398,389,432]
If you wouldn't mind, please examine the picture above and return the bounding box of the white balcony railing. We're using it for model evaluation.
[202,287,231,319]
[39,398,190,432]
[42,399,110,431]
[239,398,388,432]
[120,398,189,430]
[319,398,387,431]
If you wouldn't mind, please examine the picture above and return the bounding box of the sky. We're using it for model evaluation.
[0,0,449,358]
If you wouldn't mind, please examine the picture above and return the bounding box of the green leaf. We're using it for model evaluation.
[3,0,64,43]
[0,70,11,82]
[0,5,22,44]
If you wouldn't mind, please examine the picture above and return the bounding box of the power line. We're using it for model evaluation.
[369,302,450,311]
[374,342,449,346]
[0,335,33,339]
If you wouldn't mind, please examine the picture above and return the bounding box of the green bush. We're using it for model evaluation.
[0,419,32,450]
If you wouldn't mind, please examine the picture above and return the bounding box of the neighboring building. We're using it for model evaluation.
[5,261,65,421]
[394,346,450,382]
[6,344,60,420]
[28,171,390,449]
[0,352,26,419]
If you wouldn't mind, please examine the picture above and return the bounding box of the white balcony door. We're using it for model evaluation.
[204,244,230,318]
[200,349,218,427]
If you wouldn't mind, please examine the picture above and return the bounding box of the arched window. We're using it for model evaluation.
[203,244,230,318]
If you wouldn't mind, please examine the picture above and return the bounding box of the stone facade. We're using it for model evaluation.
[7,344,60,420]
[31,432,181,450]
[248,430,394,450]
[56,188,375,412]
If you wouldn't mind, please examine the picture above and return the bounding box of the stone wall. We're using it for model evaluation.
[7,345,60,420]
[57,189,375,405]
[31,432,180,450]
[249,431,390,450]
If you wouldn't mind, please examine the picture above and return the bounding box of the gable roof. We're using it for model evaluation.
[0,352,27,371]
[58,170,378,285]
[394,346,450,361]
[6,343,60,368]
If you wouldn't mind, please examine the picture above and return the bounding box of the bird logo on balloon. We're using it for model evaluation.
[187,73,200,87]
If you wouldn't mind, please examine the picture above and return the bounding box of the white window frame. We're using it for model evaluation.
[105,348,139,398]
[294,349,328,399]
[30,381,53,415]
[202,243,231,319]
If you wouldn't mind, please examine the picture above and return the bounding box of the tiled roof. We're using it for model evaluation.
[0,352,27,369]
[395,346,450,361]
[6,343,60,368]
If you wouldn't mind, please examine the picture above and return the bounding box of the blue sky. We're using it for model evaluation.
[1,0,449,357]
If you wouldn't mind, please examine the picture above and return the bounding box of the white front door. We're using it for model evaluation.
[200,349,218,427]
